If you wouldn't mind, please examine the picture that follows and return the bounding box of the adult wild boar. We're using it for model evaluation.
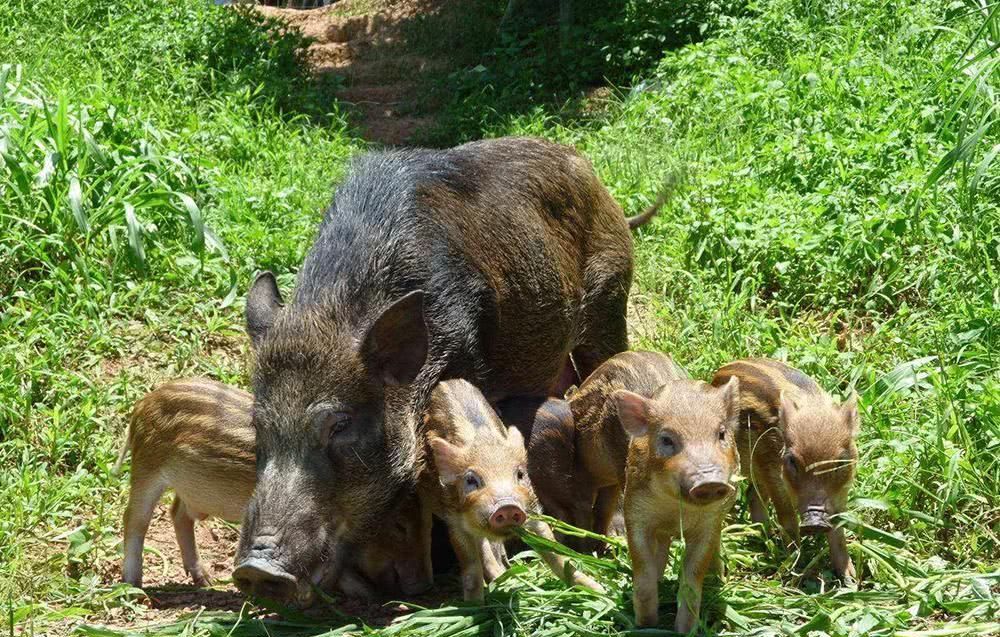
[233,137,660,601]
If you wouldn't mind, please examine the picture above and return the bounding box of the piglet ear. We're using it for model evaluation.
[362,290,428,386]
[429,437,464,484]
[841,393,860,438]
[719,376,741,421]
[506,425,525,449]
[777,390,798,433]
[613,390,650,438]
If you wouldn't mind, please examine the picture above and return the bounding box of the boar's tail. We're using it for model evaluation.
[112,413,135,475]
[625,172,681,230]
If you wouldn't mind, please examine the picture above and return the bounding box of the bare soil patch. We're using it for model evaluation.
[256,0,446,145]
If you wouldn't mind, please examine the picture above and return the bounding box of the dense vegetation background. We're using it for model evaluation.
[1,0,998,635]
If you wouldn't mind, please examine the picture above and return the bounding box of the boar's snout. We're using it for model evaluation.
[800,507,832,535]
[233,557,298,602]
[684,468,734,505]
[489,502,526,531]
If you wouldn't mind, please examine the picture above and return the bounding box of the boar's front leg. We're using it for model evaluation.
[525,518,604,593]
[675,520,722,634]
[626,522,671,628]
[828,525,856,584]
[449,527,485,602]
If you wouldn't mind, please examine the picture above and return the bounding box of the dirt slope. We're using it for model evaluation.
[257,0,445,145]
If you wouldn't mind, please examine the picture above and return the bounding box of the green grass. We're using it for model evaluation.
[2,0,999,635]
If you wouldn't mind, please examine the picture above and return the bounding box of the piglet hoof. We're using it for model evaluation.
[190,568,213,588]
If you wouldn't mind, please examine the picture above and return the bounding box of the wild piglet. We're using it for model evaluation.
[570,351,689,539]
[118,378,430,598]
[711,358,860,582]
[616,377,741,631]
[420,379,604,602]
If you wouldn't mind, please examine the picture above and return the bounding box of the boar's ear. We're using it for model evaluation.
[613,390,650,437]
[246,272,284,349]
[429,436,464,484]
[841,393,860,438]
[362,290,428,386]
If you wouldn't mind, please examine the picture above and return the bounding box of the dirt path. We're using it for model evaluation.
[257,0,445,145]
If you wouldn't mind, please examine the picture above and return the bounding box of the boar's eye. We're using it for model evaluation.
[463,471,483,494]
[315,408,353,446]
[515,466,527,483]
[718,426,727,442]
[657,433,677,457]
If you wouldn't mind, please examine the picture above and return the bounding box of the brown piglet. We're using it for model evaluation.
[566,351,689,541]
[117,378,430,598]
[494,395,583,544]
[419,379,604,602]
[617,377,741,631]
[711,359,860,582]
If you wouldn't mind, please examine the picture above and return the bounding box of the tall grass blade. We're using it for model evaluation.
[123,202,145,269]
[68,176,87,234]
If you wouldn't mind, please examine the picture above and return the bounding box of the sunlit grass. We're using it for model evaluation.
[2,0,999,635]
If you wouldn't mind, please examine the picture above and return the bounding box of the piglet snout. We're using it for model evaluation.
[800,507,832,535]
[489,504,526,531]
[687,480,734,504]
[686,468,735,505]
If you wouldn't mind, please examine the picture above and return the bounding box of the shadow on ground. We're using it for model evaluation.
[218,0,721,146]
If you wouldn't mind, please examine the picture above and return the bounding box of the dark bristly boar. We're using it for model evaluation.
[236,137,663,600]
[565,351,689,540]
[118,378,430,598]
[711,358,860,582]
[616,377,741,631]
[420,380,604,602]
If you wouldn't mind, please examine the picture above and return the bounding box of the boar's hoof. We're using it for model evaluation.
[687,480,734,505]
[489,504,526,531]
[233,558,298,602]
[799,509,832,535]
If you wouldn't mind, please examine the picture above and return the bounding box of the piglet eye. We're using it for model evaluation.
[658,434,677,457]
[463,471,483,493]
[515,467,527,482]
[718,427,726,441]
[784,453,799,476]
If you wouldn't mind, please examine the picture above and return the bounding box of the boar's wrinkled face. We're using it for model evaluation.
[430,426,535,541]
[234,272,428,603]
[615,378,741,507]
[778,392,860,534]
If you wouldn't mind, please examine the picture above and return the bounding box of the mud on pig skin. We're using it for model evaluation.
[712,358,860,582]
[420,379,604,602]
[236,136,664,601]
[117,378,430,600]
